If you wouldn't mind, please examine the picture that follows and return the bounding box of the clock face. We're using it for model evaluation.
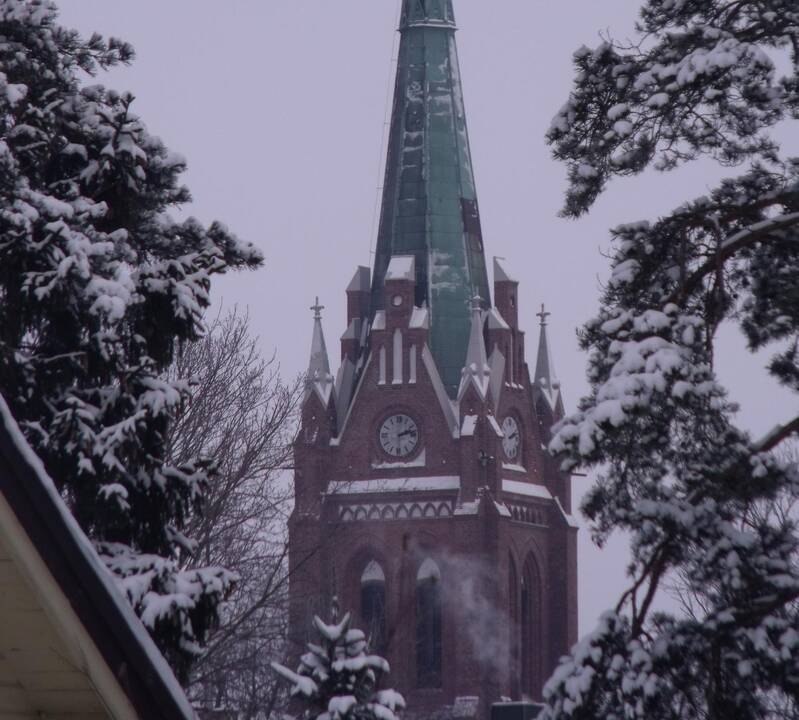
[502,416,521,461]
[378,414,420,458]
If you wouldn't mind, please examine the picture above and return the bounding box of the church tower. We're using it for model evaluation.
[288,2,577,716]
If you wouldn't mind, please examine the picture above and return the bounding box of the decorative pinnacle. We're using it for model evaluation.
[470,294,483,312]
[536,304,551,327]
[311,297,325,320]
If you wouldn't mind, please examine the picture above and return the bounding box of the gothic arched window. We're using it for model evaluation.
[520,556,539,697]
[361,560,387,651]
[508,554,520,699]
[416,558,442,688]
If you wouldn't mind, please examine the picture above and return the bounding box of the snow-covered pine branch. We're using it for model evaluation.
[547,2,799,218]
[0,0,262,680]
[542,1,799,718]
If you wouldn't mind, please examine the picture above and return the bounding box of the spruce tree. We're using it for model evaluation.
[542,2,799,719]
[0,0,262,678]
[272,604,405,720]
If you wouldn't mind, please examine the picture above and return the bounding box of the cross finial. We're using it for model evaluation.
[537,303,551,327]
[311,297,325,320]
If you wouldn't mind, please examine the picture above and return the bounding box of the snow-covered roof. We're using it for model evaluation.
[422,345,460,436]
[410,305,430,329]
[554,497,580,529]
[347,265,371,293]
[372,311,386,331]
[372,448,427,470]
[331,354,373,444]
[327,476,460,495]
[502,462,527,473]
[385,255,415,282]
[494,257,517,284]
[461,415,478,437]
[487,415,504,438]
[487,306,510,330]
[494,501,512,518]
[341,318,361,341]
[502,479,553,500]
[335,357,357,426]
[0,395,196,720]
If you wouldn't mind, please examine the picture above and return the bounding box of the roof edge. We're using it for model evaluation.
[0,396,196,720]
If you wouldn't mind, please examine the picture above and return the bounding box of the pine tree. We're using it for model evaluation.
[542,2,799,719]
[0,0,262,678]
[272,604,405,720]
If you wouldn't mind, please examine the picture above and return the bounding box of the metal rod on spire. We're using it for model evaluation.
[311,297,325,320]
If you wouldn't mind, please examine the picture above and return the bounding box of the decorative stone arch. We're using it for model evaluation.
[381,505,395,521]
[409,503,423,519]
[340,507,354,522]
[396,504,409,519]
[367,506,381,521]
[354,507,367,521]
[438,502,452,518]
[423,502,437,518]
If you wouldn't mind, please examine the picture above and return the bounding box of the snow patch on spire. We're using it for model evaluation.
[347,266,371,293]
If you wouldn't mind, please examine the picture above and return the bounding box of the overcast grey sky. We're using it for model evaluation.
[55,0,795,637]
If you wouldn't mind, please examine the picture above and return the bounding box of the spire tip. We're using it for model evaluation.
[536,303,551,328]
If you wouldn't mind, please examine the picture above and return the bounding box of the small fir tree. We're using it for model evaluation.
[272,603,405,720]
[0,0,262,678]
[542,2,799,719]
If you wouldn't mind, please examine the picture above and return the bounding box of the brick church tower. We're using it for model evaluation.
[288,1,578,715]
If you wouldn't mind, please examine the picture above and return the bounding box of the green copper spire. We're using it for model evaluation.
[371,0,490,396]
